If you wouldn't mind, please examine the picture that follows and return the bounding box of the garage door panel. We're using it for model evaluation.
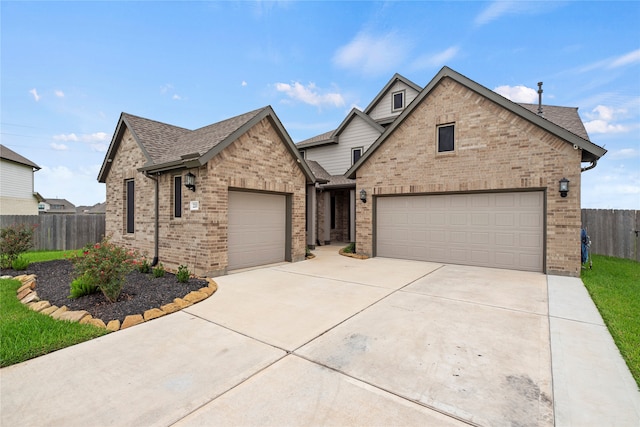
[228,191,286,270]
[376,192,543,272]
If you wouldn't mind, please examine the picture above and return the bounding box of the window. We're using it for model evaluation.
[174,175,182,218]
[299,149,306,159]
[392,90,405,112]
[126,179,135,233]
[352,147,363,165]
[438,124,455,153]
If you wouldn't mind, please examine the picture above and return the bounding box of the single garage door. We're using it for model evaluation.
[228,191,286,270]
[376,192,544,272]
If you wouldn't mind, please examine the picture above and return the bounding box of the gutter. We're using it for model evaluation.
[143,171,161,266]
[581,159,598,172]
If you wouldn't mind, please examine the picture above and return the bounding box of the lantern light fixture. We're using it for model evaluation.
[360,189,367,203]
[559,177,569,198]
[185,172,196,192]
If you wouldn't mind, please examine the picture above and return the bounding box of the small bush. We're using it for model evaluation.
[176,265,190,283]
[68,274,98,299]
[138,258,151,274]
[152,263,165,278]
[0,224,36,269]
[343,242,356,254]
[68,236,138,303]
[11,256,30,271]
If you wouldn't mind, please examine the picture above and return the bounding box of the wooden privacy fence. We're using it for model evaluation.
[581,209,639,262]
[0,215,106,251]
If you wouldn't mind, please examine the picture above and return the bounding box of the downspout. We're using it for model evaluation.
[581,159,597,172]
[144,171,160,266]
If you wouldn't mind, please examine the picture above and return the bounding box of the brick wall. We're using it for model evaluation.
[105,117,306,277]
[355,77,583,276]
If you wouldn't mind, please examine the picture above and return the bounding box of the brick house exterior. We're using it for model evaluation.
[98,107,313,277]
[346,67,606,277]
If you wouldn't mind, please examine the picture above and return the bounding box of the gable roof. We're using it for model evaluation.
[306,160,355,189]
[0,144,41,170]
[347,66,606,179]
[363,73,422,116]
[517,103,590,141]
[297,109,385,150]
[98,106,314,183]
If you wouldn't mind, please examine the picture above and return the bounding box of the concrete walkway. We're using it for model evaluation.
[1,246,638,426]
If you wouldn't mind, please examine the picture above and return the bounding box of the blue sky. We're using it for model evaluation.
[2,1,639,208]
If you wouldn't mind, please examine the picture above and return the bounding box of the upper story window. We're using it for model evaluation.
[299,149,306,159]
[437,124,455,153]
[392,90,405,112]
[352,147,363,165]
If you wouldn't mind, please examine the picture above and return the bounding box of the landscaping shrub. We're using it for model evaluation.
[138,257,151,274]
[11,255,30,271]
[152,263,165,278]
[68,274,99,299]
[343,242,356,254]
[0,223,36,269]
[176,265,190,283]
[68,237,138,303]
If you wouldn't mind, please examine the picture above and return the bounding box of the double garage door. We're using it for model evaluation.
[376,192,544,272]
[228,191,286,270]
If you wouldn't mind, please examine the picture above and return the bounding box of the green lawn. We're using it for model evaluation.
[21,249,81,263]
[581,254,640,388]
[0,249,107,367]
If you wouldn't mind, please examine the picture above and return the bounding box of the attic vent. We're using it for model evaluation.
[537,82,544,115]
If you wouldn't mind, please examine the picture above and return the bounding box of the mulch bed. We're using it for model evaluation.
[1,260,208,323]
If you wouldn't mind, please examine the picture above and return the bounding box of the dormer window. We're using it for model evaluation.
[392,90,405,112]
[352,147,363,165]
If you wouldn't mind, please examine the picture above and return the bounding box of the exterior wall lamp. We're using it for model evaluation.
[184,172,196,192]
[559,177,569,198]
[360,189,367,203]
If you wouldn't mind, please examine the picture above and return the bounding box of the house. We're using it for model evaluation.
[299,74,422,246]
[0,144,42,215]
[38,198,77,214]
[77,202,106,214]
[98,106,314,277]
[303,67,606,277]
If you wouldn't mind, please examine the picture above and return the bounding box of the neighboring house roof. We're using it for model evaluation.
[297,130,336,149]
[362,73,422,116]
[77,202,106,214]
[98,106,315,183]
[0,144,41,170]
[306,160,355,189]
[41,198,76,214]
[347,66,607,179]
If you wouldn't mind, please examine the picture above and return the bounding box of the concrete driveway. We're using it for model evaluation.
[1,246,639,426]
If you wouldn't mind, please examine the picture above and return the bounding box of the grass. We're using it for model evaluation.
[581,254,640,388]
[0,249,108,367]
[21,249,81,263]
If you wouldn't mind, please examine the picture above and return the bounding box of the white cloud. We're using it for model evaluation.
[241,81,247,87]
[494,85,538,103]
[608,148,639,160]
[275,81,345,108]
[35,164,106,205]
[172,94,182,100]
[50,143,68,151]
[53,132,109,142]
[55,90,65,98]
[333,31,410,76]
[29,88,40,102]
[160,84,173,94]
[608,49,640,69]
[411,46,460,70]
[583,105,630,134]
[474,1,555,27]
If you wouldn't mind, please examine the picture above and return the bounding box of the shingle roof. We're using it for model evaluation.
[297,130,336,148]
[347,66,606,178]
[99,106,315,183]
[306,160,355,189]
[0,144,41,170]
[517,103,590,141]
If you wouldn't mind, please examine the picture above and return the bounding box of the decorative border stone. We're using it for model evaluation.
[5,274,218,333]
[338,248,369,259]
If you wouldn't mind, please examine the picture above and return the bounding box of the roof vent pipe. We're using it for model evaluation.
[537,82,544,115]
